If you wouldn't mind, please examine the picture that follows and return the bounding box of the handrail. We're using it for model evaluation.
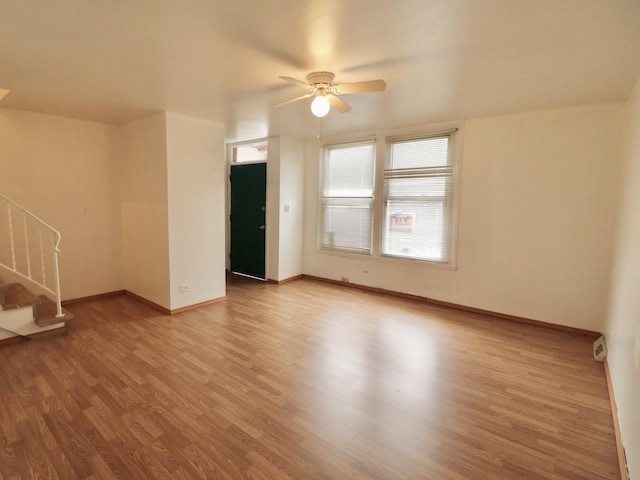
[0,193,64,318]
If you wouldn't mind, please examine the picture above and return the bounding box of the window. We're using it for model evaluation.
[382,134,454,262]
[319,127,459,265]
[320,141,375,254]
[230,140,268,163]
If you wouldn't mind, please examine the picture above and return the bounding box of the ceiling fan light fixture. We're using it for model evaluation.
[274,71,385,117]
[311,94,330,117]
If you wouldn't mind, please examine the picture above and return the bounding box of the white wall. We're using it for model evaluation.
[0,109,123,299]
[266,137,304,282]
[0,109,227,311]
[266,138,281,281]
[120,113,171,308]
[276,137,304,281]
[606,77,640,480]
[303,104,623,332]
[166,112,226,309]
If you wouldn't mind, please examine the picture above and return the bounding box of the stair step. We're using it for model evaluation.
[0,283,40,310]
[35,295,73,327]
[0,282,70,341]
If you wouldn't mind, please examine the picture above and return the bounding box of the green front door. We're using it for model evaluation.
[230,163,266,279]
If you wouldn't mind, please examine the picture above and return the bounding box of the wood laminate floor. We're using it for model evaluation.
[0,275,619,479]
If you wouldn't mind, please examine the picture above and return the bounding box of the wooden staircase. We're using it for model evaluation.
[0,279,72,342]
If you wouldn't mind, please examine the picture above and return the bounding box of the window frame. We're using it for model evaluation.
[319,139,376,255]
[228,138,269,165]
[381,131,457,264]
[317,123,461,269]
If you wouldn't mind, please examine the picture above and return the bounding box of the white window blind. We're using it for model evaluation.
[321,142,375,254]
[382,135,454,262]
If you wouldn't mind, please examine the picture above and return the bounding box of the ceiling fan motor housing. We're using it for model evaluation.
[306,71,335,91]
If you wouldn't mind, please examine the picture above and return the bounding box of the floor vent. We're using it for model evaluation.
[593,335,607,362]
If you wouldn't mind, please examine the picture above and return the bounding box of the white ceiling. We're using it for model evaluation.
[1,0,639,142]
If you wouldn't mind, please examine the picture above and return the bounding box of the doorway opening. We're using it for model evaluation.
[227,139,268,281]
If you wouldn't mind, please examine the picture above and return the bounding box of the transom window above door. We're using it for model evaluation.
[231,140,268,164]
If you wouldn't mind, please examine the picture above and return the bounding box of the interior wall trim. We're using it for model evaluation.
[64,290,227,315]
[169,296,227,315]
[62,290,126,306]
[301,274,601,337]
[267,274,304,285]
[604,359,630,480]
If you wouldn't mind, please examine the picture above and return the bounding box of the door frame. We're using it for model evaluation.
[226,138,269,280]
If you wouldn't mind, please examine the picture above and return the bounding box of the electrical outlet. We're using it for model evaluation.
[180,284,190,292]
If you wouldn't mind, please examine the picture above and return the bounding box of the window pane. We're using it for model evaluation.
[390,137,449,169]
[232,141,268,163]
[320,141,375,254]
[322,199,372,253]
[383,134,454,262]
[323,143,374,197]
[386,176,449,197]
[382,200,448,262]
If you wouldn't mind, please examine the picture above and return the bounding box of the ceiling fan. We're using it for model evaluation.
[272,71,386,117]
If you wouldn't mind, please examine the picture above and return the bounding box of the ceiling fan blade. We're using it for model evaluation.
[279,76,313,90]
[333,79,386,95]
[271,92,314,108]
[327,93,352,113]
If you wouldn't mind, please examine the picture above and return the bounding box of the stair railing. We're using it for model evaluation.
[0,193,64,318]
